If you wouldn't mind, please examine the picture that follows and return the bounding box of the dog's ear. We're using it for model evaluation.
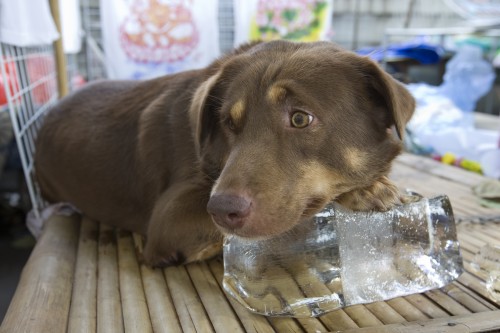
[362,59,415,139]
[190,44,259,156]
[189,71,224,157]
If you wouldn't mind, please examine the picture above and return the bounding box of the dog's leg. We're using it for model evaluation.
[143,181,223,267]
[336,176,405,212]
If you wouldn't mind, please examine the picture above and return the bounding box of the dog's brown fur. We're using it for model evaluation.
[35,41,415,266]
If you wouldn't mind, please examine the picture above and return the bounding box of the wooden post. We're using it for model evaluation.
[49,0,69,98]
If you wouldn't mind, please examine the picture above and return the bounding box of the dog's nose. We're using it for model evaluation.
[207,194,251,230]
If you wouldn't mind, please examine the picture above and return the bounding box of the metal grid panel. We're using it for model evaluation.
[66,54,81,91]
[219,0,235,52]
[0,43,59,220]
[81,0,107,81]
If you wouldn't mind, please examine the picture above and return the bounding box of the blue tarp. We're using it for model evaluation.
[357,42,445,64]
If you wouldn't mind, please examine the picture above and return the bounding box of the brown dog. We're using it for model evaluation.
[35,41,415,267]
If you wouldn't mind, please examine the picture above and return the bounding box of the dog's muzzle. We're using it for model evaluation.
[207,194,252,231]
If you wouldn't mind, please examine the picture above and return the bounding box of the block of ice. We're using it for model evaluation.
[222,194,463,317]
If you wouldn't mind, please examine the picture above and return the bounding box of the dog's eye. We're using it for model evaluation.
[227,118,236,130]
[290,111,313,128]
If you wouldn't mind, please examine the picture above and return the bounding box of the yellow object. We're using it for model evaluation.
[440,152,482,174]
[460,159,483,174]
[441,152,456,165]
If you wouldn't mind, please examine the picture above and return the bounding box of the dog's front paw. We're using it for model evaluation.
[143,240,223,268]
[140,245,187,268]
[336,176,403,212]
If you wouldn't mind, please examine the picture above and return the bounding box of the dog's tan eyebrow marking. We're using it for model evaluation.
[267,84,287,104]
[229,99,245,126]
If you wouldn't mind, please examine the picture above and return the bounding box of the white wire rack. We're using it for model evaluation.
[0,1,106,221]
[219,0,235,52]
[0,43,59,220]
[81,0,108,81]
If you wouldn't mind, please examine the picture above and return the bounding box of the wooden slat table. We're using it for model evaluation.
[2,153,500,333]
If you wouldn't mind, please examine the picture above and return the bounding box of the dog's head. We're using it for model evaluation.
[190,40,415,238]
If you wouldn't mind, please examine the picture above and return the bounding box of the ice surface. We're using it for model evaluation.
[471,244,500,302]
[222,194,463,317]
[337,195,462,304]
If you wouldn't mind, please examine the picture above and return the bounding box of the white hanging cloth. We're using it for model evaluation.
[58,0,83,54]
[0,0,60,46]
[100,0,220,79]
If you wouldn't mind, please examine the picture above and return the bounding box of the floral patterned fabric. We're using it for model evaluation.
[101,0,220,79]
[234,0,333,47]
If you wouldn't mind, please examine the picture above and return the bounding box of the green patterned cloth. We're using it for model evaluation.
[473,180,500,209]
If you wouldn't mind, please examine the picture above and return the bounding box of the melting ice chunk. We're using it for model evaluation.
[223,194,463,317]
[471,244,500,302]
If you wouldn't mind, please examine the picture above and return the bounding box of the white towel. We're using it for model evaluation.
[234,0,334,47]
[100,0,220,79]
[0,0,59,47]
[26,203,80,239]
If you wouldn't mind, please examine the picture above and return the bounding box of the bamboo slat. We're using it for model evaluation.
[97,223,124,333]
[295,317,329,333]
[343,305,384,327]
[463,229,500,247]
[132,234,183,333]
[403,294,450,318]
[423,290,471,316]
[363,301,407,324]
[458,282,498,311]
[479,226,500,240]
[458,232,488,253]
[336,310,500,333]
[116,230,153,333]
[458,272,498,304]
[68,217,98,333]
[385,298,429,322]
[164,265,215,332]
[1,214,80,333]
[139,264,183,333]
[441,283,494,313]
[267,317,305,332]
[317,307,359,331]
[186,262,245,333]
